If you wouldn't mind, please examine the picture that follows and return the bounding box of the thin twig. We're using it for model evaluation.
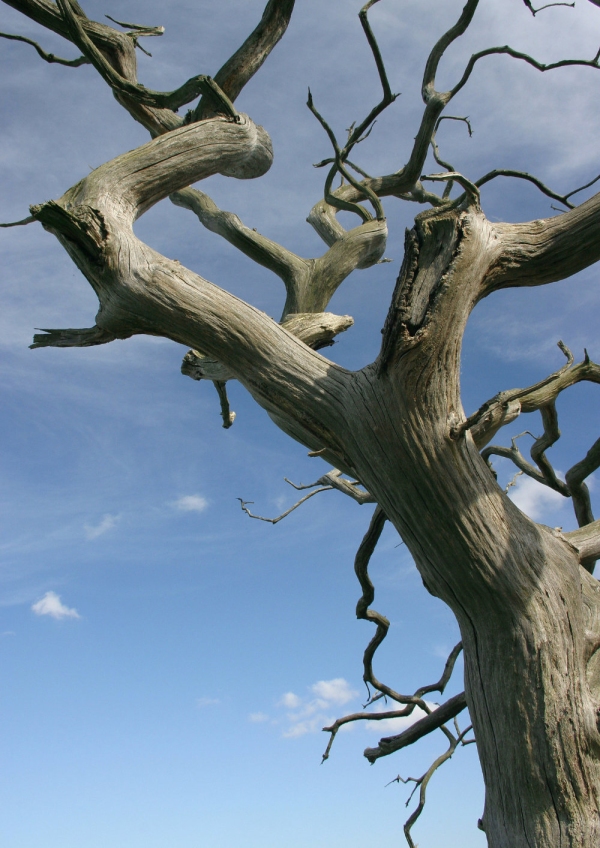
[237,488,333,524]
[0,31,89,66]
[474,169,600,210]
[0,215,36,228]
[522,0,575,15]
[56,0,239,116]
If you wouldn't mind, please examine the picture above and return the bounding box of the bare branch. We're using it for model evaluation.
[451,44,600,101]
[458,342,600,448]
[172,187,387,317]
[0,214,36,228]
[307,91,380,223]
[322,644,464,763]
[564,519,600,564]
[474,168,600,210]
[237,488,332,524]
[196,0,295,118]
[30,325,120,348]
[104,15,165,36]
[55,0,239,116]
[421,170,480,207]
[429,115,473,199]
[364,691,468,763]
[387,724,474,848]
[0,30,89,65]
[415,641,463,699]
[285,470,374,504]
[522,0,575,15]
[566,437,600,528]
[344,0,399,152]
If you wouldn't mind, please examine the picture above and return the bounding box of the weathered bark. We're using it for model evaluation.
[7,1,600,843]
[32,127,600,840]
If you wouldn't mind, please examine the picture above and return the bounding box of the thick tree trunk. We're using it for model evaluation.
[30,118,600,846]
[333,207,600,847]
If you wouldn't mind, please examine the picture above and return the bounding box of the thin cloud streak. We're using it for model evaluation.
[84,513,119,540]
[173,495,209,514]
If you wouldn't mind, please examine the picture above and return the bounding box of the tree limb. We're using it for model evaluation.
[474,169,600,210]
[459,343,600,448]
[564,519,600,564]
[30,325,120,348]
[363,691,468,763]
[486,188,600,292]
[29,117,355,459]
[195,0,295,118]
[0,30,89,65]
[387,723,474,848]
[171,187,387,317]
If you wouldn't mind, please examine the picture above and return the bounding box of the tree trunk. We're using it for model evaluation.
[333,207,600,846]
[30,118,600,846]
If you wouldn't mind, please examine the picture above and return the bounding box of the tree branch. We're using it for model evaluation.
[0,214,36,228]
[171,187,387,317]
[387,723,474,848]
[55,0,239,116]
[459,343,600,448]
[474,169,600,210]
[0,29,89,65]
[195,0,295,118]
[564,519,600,564]
[363,691,468,763]
[30,325,120,348]
[238,487,332,524]
[29,118,355,459]
[522,0,575,14]
[566,437,600,528]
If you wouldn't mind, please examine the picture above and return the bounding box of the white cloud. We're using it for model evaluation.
[248,712,270,723]
[31,591,80,620]
[508,474,566,521]
[279,692,301,709]
[173,495,209,513]
[276,678,359,738]
[310,678,356,706]
[84,513,119,540]
[197,697,220,707]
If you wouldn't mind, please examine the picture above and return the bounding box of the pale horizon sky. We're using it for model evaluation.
[1,1,599,846]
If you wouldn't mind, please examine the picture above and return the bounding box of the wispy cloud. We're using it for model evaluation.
[197,696,220,708]
[173,495,209,514]
[277,678,359,738]
[84,513,119,540]
[508,474,566,521]
[248,712,270,723]
[31,591,80,620]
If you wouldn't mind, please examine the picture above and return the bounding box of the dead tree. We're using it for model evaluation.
[2,0,600,845]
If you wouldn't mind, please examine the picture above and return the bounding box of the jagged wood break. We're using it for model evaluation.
[3,0,600,846]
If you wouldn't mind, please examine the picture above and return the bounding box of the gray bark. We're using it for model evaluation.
[6,0,600,844]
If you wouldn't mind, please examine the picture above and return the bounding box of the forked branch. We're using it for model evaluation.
[466,344,600,570]
[387,721,475,848]
[321,506,465,763]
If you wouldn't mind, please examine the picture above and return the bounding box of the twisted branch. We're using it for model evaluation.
[386,722,475,848]
[321,506,464,762]
[465,343,600,570]
[0,30,88,65]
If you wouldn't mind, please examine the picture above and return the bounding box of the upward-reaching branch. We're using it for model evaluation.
[195,0,295,118]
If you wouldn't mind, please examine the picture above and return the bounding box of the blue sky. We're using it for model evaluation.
[1,1,600,846]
